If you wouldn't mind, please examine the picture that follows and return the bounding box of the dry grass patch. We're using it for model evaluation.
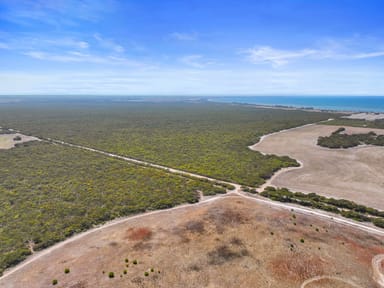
[206,207,249,233]
[127,227,153,241]
[270,252,324,282]
[1,196,382,288]
[69,281,87,288]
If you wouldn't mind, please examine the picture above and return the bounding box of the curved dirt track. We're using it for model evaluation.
[250,124,384,210]
[372,254,384,288]
[300,275,362,288]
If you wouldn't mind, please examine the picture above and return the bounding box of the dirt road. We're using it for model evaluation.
[372,254,384,288]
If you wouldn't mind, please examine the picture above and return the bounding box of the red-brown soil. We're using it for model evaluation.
[0,195,383,288]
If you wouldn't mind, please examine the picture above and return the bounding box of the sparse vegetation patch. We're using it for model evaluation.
[261,187,384,228]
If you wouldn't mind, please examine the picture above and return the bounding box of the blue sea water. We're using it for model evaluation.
[210,96,384,113]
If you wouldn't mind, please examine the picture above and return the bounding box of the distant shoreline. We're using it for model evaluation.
[207,96,384,114]
[207,99,352,114]
[1,95,384,115]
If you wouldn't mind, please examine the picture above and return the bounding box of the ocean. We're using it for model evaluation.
[209,96,384,113]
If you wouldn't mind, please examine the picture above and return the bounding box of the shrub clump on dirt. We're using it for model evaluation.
[207,245,249,265]
[184,220,205,234]
[318,127,384,148]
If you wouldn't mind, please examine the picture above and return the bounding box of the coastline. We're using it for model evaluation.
[206,96,384,114]
[207,100,351,114]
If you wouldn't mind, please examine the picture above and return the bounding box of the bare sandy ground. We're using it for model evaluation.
[0,133,39,149]
[372,254,384,288]
[250,124,384,210]
[343,113,384,121]
[0,195,382,288]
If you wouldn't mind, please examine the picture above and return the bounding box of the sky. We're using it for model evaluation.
[0,0,384,96]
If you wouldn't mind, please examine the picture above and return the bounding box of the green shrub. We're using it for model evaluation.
[318,128,384,149]
[64,268,70,274]
[52,279,58,285]
[108,272,114,278]
[373,218,384,228]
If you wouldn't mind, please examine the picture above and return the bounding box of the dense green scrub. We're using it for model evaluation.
[0,141,224,275]
[261,187,384,228]
[318,127,384,148]
[0,101,335,186]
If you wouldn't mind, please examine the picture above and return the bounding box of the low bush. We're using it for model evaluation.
[318,127,384,148]
[261,187,384,228]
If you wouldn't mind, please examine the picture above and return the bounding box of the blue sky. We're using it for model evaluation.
[0,0,384,95]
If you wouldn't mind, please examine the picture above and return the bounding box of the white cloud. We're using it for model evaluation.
[179,55,212,68]
[94,33,124,53]
[352,51,384,59]
[0,0,117,26]
[2,68,384,96]
[245,46,317,66]
[0,36,90,52]
[23,50,144,67]
[170,32,198,41]
[245,44,384,67]
[43,38,89,49]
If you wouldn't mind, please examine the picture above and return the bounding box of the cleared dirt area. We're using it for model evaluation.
[251,124,384,210]
[0,195,382,288]
[0,133,39,149]
[372,255,384,288]
[343,113,384,121]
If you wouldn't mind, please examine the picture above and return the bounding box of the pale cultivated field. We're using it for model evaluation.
[0,195,382,288]
[343,113,384,121]
[251,124,384,210]
[0,133,39,149]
